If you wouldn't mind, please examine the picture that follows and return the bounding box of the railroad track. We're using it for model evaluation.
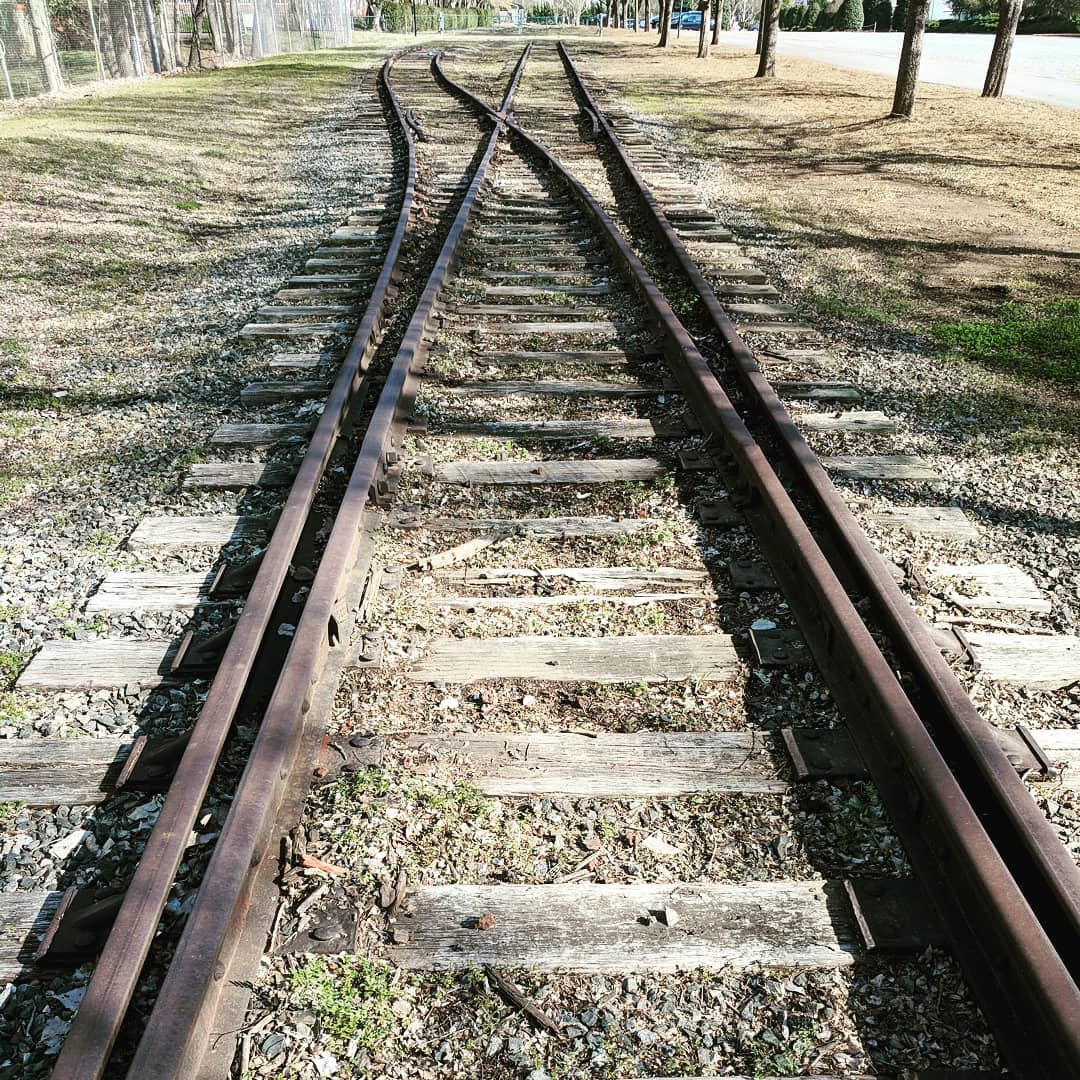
[1,36,1078,1080]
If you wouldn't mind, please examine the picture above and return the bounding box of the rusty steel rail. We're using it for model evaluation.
[557,40,1080,952]
[52,55,421,1080]
[113,45,530,1080]
[436,49,1080,1078]
[555,40,1080,1076]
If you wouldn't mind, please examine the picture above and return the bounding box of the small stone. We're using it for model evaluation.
[660,906,680,928]
[641,832,682,857]
[260,1032,285,1060]
[313,1049,336,1075]
[476,911,497,930]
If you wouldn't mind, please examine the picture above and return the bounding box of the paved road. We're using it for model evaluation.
[716,31,1080,109]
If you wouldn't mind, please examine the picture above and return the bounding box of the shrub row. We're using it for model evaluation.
[778,3,1076,32]
[376,4,494,32]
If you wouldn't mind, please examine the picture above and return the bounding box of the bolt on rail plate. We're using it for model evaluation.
[750,626,809,668]
[695,498,741,527]
[729,559,776,591]
[781,727,866,780]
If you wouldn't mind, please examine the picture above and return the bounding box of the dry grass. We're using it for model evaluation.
[570,30,1079,323]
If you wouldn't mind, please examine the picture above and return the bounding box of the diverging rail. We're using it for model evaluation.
[111,45,528,1080]
[437,46,1080,1079]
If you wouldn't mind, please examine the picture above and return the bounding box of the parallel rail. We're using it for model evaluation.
[70,47,530,1080]
[52,54,422,1080]
[437,43,1080,1079]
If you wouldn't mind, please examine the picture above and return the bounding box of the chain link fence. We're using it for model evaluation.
[0,0,354,100]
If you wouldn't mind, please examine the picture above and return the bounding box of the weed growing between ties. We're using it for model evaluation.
[0,649,26,690]
[289,956,400,1053]
[931,300,1080,387]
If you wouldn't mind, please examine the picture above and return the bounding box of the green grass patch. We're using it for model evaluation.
[812,291,914,326]
[0,650,27,691]
[0,692,25,727]
[930,300,1080,386]
[0,336,29,367]
[290,956,399,1051]
[0,802,21,833]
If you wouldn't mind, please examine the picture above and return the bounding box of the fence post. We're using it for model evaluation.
[124,0,146,74]
[86,0,107,78]
[0,39,14,100]
[141,0,162,70]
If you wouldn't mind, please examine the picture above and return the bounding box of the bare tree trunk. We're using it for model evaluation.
[697,2,709,55]
[206,0,239,58]
[98,0,130,76]
[754,2,764,52]
[711,0,720,43]
[27,0,64,91]
[755,0,777,75]
[126,0,146,75]
[658,0,672,43]
[982,0,1021,97]
[891,0,927,116]
[204,0,220,55]
[188,0,206,66]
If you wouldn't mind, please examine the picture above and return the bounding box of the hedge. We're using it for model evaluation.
[835,0,865,29]
[377,4,494,32]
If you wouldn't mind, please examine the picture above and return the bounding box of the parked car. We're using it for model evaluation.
[671,11,713,29]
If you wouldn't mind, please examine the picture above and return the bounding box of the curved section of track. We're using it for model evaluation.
[435,42,1080,1079]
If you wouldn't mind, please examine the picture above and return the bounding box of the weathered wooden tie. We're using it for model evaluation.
[434,458,666,485]
[404,634,740,683]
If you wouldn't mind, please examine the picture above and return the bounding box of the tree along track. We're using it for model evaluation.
[433,41,1080,1079]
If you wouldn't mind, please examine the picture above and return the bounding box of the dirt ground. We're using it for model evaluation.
[570,29,1080,323]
